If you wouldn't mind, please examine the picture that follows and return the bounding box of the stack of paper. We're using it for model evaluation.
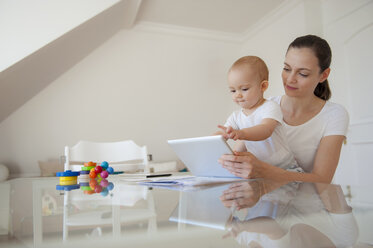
[138,175,244,191]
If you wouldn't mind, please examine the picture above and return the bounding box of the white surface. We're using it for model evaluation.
[168,136,236,178]
[0,0,119,72]
[0,183,10,235]
[169,184,232,230]
[136,0,285,34]
[150,161,179,173]
[0,28,239,177]
[323,0,373,185]
[65,140,149,172]
[0,164,9,181]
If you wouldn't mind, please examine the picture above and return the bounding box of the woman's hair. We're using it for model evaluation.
[287,35,332,100]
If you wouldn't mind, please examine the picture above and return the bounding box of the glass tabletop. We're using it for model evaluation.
[0,175,372,248]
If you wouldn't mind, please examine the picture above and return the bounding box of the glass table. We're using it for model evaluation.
[0,175,372,247]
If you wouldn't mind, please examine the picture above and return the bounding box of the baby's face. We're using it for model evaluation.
[228,66,264,110]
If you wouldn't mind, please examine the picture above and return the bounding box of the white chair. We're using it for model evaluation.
[62,140,156,241]
[64,140,150,173]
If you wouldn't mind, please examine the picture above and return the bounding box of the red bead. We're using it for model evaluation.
[95,166,103,174]
[94,185,102,193]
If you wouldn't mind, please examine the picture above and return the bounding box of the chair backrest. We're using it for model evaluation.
[64,140,149,172]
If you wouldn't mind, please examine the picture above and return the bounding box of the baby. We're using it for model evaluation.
[216,56,302,171]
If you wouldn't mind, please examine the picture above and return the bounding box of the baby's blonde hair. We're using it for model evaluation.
[230,56,269,82]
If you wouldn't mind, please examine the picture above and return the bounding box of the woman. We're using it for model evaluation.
[219,35,349,183]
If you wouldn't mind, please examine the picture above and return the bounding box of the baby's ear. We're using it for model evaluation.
[261,80,269,92]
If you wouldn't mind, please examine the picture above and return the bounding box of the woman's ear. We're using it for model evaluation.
[261,80,269,92]
[319,68,331,83]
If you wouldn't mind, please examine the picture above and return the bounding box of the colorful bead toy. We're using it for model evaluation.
[83,161,115,180]
[56,161,115,193]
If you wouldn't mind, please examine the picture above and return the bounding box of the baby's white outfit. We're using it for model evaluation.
[225,99,301,171]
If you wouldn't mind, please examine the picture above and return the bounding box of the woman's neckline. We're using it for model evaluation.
[279,95,328,127]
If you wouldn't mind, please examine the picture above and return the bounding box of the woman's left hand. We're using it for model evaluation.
[218,151,267,179]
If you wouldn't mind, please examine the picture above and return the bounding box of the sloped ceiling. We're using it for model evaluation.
[0,0,128,123]
[135,0,285,33]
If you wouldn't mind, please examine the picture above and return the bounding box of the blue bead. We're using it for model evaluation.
[100,188,109,197]
[107,167,114,174]
[107,182,114,191]
[101,161,109,169]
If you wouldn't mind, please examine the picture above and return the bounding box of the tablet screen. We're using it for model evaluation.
[168,135,237,178]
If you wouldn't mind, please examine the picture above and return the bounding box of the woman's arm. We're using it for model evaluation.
[311,135,345,183]
[219,135,345,183]
[315,183,352,214]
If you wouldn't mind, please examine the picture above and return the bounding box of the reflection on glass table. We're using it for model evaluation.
[169,184,234,230]
[61,178,157,241]
[2,177,373,248]
[169,180,373,248]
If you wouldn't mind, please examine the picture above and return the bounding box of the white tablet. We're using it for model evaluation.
[167,135,236,178]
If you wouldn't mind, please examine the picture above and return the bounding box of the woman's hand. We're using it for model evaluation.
[218,151,267,179]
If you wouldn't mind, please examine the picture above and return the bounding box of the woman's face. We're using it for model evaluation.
[282,47,327,98]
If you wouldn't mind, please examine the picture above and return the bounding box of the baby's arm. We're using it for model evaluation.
[219,118,278,141]
[239,118,278,141]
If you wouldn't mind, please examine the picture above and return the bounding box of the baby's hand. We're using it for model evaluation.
[226,127,241,140]
[218,125,241,141]
[217,125,229,140]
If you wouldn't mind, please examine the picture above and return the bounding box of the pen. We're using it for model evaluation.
[146,173,172,178]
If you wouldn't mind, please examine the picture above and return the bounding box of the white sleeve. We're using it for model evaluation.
[324,104,349,137]
[224,112,240,130]
[260,101,283,124]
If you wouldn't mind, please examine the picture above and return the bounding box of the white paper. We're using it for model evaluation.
[138,176,244,190]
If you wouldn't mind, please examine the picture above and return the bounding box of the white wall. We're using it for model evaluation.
[239,1,310,97]
[0,28,240,176]
[322,0,373,186]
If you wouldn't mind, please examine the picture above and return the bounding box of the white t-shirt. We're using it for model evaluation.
[224,100,297,169]
[270,96,349,172]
